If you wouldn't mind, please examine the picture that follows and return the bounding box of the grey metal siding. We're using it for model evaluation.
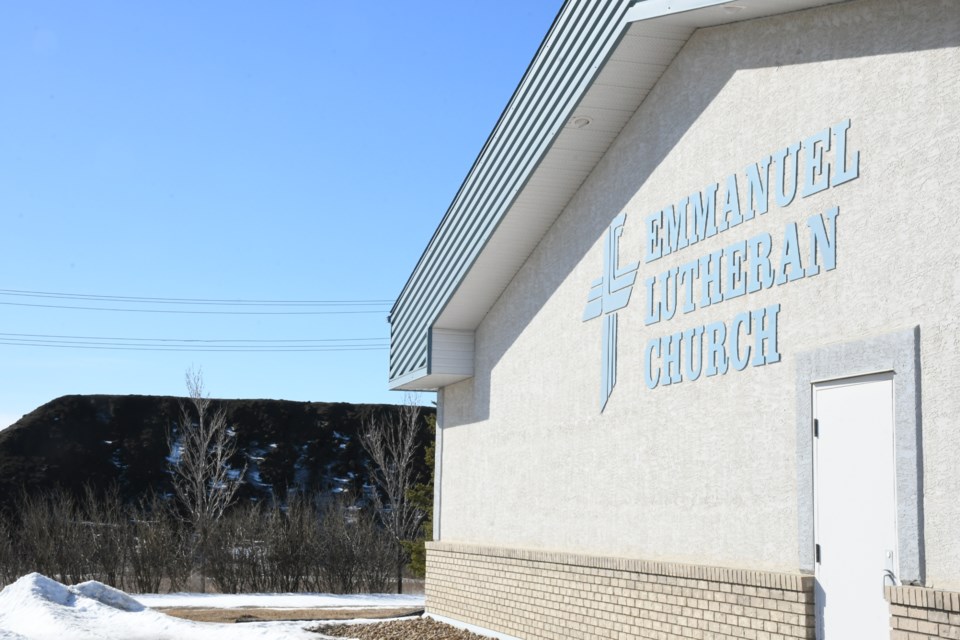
[389,0,635,387]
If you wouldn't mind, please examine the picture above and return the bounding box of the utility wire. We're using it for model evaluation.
[0,301,388,315]
[0,288,392,306]
[0,290,394,348]
[0,332,385,343]
[0,340,388,353]
[0,332,388,352]
[0,339,387,353]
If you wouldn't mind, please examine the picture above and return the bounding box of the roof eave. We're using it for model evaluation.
[389,0,852,391]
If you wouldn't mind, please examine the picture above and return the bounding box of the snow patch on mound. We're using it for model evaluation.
[0,573,75,608]
[72,580,145,612]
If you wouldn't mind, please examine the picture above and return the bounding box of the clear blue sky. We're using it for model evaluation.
[0,1,562,428]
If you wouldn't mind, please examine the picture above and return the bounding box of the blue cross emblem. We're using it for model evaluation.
[583,212,638,411]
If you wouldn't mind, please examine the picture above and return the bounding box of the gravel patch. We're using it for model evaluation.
[313,617,494,640]
[158,606,425,623]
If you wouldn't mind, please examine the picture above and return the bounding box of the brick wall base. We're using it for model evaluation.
[425,542,815,640]
[887,585,960,639]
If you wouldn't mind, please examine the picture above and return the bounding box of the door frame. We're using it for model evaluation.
[795,326,924,583]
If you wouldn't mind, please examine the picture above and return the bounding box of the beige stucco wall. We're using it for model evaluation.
[438,0,960,588]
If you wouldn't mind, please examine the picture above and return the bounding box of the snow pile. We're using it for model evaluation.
[72,580,146,612]
[0,573,318,640]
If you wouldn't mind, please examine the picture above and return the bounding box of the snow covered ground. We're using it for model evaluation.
[0,573,425,640]
[134,591,424,610]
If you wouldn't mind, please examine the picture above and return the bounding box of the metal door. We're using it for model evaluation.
[813,373,897,639]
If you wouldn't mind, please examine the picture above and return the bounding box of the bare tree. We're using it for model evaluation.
[168,368,245,592]
[359,395,426,594]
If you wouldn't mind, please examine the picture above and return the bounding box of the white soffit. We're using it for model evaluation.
[433,0,850,332]
[625,0,852,28]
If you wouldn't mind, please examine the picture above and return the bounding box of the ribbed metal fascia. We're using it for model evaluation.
[389,0,635,387]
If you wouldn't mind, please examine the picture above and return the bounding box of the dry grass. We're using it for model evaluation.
[156,606,424,624]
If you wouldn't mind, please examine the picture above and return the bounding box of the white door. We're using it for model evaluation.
[814,373,897,639]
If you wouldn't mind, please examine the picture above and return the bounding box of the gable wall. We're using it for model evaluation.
[437,0,960,588]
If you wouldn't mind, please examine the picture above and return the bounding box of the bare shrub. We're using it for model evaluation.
[80,486,128,590]
[128,496,191,593]
[16,492,57,579]
[0,515,19,587]
[350,507,395,593]
[3,481,397,595]
[207,502,270,594]
[314,499,360,593]
[17,489,94,585]
[209,496,327,594]
[265,495,318,593]
[312,497,394,594]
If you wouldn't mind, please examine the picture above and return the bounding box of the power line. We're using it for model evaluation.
[0,290,395,348]
[0,288,393,306]
[0,339,388,353]
[0,343,386,352]
[0,332,385,343]
[0,301,389,315]
[0,332,387,352]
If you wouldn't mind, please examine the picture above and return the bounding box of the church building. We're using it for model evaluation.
[389,1,960,638]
